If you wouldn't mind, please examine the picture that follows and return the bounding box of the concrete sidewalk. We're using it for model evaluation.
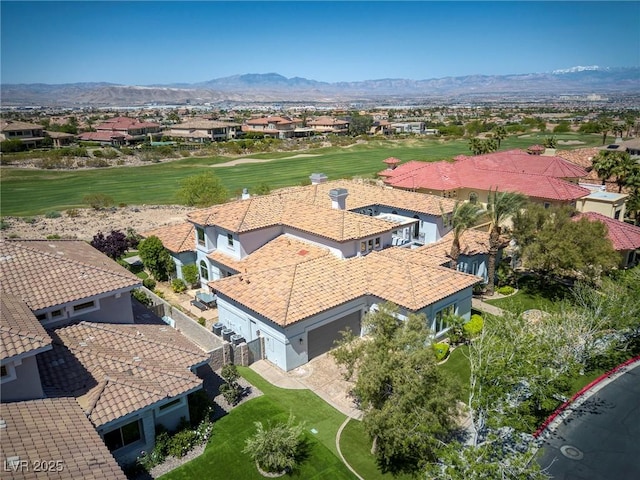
[472,298,505,316]
[250,355,362,419]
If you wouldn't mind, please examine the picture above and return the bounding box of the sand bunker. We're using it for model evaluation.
[210,153,319,168]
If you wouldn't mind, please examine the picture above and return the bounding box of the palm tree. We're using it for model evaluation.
[492,126,507,148]
[612,152,640,193]
[591,151,619,186]
[599,119,612,145]
[485,189,527,296]
[448,201,485,271]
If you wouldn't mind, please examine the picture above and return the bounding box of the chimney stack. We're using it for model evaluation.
[328,188,349,210]
[309,173,328,185]
[241,188,250,200]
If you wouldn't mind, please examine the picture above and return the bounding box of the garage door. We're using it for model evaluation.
[307,311,361,360]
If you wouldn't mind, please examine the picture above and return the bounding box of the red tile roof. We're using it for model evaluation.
[381,150,590,201]
[574,212,640,251]
[95,116,160,131]
[0,398,127,480]
[77,131,125,142]
[1,293,52,360]
[38,321,208,427]
[0,240,141,312]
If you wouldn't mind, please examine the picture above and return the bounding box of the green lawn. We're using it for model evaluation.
[160,396,354,480]
[1,133,603,216]
[440,345,471,401]
[484,276,571,313]
[161,367,356,479]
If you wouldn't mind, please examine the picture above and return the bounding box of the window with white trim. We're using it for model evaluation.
[433,304,456,334]
[196,227,206,247]
[200,260,209,281]
[227,233,234,248]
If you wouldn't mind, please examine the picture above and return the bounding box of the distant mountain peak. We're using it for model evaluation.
[552,65,604,74]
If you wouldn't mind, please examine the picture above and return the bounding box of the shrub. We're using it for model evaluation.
[463,314,484,338]
[220,364,242,405]
[0,219,9,231]
[23,217,36,224]
[171,278,187,293]
[45,210,61,219]
[154,289,165,299]
[433,342,450,361]
[188,390,213,426]
[167,429,198,458]
[83,193,114,210]
[198,317,206,327]
[85,158,110,168]
[66,208,80,218]
[91,230,128,259]
[120,147,134,156]
[46,234,61,240]
[497,285,515,296]
[132,289,152,306]
[142,278,156,290]
[243,414,306,473]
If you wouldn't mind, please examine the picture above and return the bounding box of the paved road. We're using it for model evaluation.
[537,361,640,479]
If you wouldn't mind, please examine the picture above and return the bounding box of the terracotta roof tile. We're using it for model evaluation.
[208,235,331,273]
[1,293,52,360]
[37,322,208,427]
[212,251,478,326]
[142,222,195,253]
[0,240,141,311]
[188,197,396,241]
[575,212,640,251]
[0,398,126,480]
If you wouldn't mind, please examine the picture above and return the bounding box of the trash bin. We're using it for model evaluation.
[231,334,245,346]
[213,322,225,336]
[222,328,234,342]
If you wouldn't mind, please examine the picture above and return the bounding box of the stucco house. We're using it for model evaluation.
[144,175,488,371]
[242,116,304,139]
[0,240,209,465]
[379,149,591,208]
[38,321,209,464]
[576,191,627,220]
[0,120,45,148]
[164,119,241,142]
[0,240,141,327]
[78,116,162,145]
[306,116,349,135]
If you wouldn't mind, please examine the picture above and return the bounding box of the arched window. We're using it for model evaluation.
[469,192,478,204]
[199,260,209,281]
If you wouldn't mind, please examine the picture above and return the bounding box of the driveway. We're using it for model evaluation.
[250,353,362,419]
[537,359,640,479]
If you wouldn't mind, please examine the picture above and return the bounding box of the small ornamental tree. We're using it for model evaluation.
[138,235,174,281]
[182,264,199,287]
[91,230,128,259]
[219,364,242,405]
[176,171,228,207]
[243,413,306,474]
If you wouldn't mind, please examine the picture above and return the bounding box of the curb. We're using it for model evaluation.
[534,355,640,438]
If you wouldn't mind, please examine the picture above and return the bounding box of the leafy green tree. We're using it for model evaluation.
[348,113,373,136]
[553,121,571,133]
[468,138,498,155]
[176,171,228,207]
[542,136,557,149]
[449,201,485,270]
[1,139,27,153]
[138,235,174,281]
[253,182,271,195]
[219,364,242,405]
[332,303,461,476]
[182,264,199,287]
[485,190,526,295]
[513,206,620,281]
[243,413,306,473]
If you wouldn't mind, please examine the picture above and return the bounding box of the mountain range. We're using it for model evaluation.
[2,67,639,107]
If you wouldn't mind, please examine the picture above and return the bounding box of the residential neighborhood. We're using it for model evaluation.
[1,7,639,474]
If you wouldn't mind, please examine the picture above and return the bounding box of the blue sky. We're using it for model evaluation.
[1,1,639,85]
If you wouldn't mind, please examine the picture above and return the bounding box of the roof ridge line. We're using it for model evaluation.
[282,263,299,325]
